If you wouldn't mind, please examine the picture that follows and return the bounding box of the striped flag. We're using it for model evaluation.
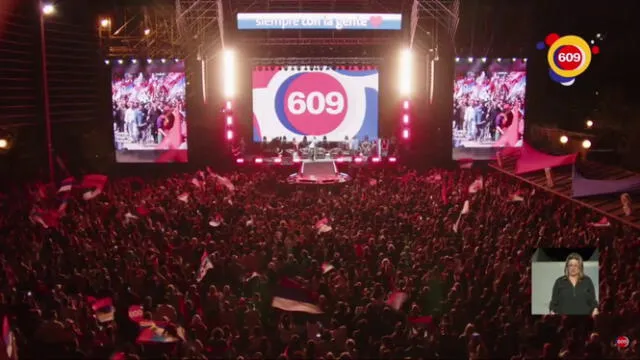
[91,297,115,323]
[2,316,17,360]
[197,251,213,282]
[81,174,108,200]
[57,177,75,193]
[468,177,484,194]
[589,217,611,228]
[136,321,185,344]
[321,263,335,274]
[386,291,408,311]
[272,278,323,314]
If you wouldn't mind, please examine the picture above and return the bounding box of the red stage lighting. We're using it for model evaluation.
[293,158,302,163]
[236,158,245,164]
[226,130,234,140]
[403,100,409,110]
[403,114,409,124]
[354,157,363,163]
[402,129,409,139]
[388,157,397,163]
[372,157,381,163]
[226,116,233,125]
[255,157,264,164]
[336,157,345,163]
[274,157,282,163]
[226,101,232,110]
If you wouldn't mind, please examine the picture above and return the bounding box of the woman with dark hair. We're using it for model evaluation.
[549,253,599,316]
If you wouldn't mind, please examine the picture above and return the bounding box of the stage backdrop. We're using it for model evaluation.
[111,60,188,163]
[452,58,526,160]
[252,67,378,143]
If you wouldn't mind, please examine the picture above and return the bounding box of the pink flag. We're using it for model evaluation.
[386,292,408,311]
[128,305,144,323]
[197,251,213,282]
[589,217,611,228]
[321,263,335,274]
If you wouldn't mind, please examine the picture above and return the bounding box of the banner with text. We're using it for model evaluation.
[237,13,402,30]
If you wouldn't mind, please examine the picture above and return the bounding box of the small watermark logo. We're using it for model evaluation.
[536,33,600,86]
[616,336,630,350]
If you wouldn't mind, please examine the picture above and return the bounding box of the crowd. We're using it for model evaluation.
[0,165,639,359]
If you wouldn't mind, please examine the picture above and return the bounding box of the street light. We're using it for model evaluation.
[42,3,54,15]
[560,135,568,144]
[582,139,592,149]
[100,18,110,28]
[586,120,594,128]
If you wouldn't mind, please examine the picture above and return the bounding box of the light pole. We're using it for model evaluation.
[40,2,55,184]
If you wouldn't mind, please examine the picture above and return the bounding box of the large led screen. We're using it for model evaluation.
[252,67,378,142]
[237,13,402,30]
[452,58,526,160]
[111,60,187,163]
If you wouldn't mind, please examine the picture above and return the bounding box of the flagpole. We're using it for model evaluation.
[39,0,55,184]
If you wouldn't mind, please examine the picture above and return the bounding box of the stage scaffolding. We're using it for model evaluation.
[409,0,460,53]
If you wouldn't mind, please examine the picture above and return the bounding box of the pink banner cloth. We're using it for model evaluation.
[515,143,577,174]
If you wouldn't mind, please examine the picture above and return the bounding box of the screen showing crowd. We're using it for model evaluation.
[111,60,188,163]
[452,58,526,150]
[252,66,379,143]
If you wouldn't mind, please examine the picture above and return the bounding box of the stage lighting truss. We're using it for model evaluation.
[98,5,182,58]
[175,0,223,59]
[250,57,383,68]
[409,0,460,52]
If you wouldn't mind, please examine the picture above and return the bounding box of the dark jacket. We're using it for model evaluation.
[549,275,598,315]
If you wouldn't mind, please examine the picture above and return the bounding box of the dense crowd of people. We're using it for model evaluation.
[0,166,639,359]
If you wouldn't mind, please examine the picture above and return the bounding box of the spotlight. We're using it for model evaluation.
[117,59,124,64]
[226,116,233,125]
[226,101,232,110]
[467,57,473,63]
[586,120,594,128]
[147,59,152,64]
[336,157,345,163]
[403,100,409,110]
[255,157,264,164]
[372,157,381,163]
[560,135,568,144]
[582,139,592,149]
[104,59,110,65]
[100,18,110,28]
[144,28,151,36]
[388,157,397,163]
[235,158,244,164]
[403,114,409,124]
[226,130,233,140]
[590,40,595,45]
[481,57,487,62]
[42,4,55,15]
[131,59,137,64]
[496,58,502,62]
[354,157,363,163]
[273,157,282,164]
[0,139,8,149]
[455,57,460,62]
[512,58,517,62]
[402,129,409,139]
[523,58,528,63]
[174,58,180,63]
[160,58,166,63]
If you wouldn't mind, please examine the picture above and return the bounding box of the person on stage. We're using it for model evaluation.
[549,253,599,316]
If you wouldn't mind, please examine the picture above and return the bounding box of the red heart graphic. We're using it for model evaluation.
[370,16,383,28]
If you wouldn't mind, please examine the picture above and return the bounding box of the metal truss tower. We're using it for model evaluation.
[98,5,181,58]
[409,0,460,52]
[175,0,223,60]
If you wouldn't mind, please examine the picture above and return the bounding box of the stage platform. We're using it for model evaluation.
[285,160,351,185]
[235,154,397,166]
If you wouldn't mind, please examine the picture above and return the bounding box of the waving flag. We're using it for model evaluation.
[589,217,611,228]
[81,174,108,200]
[2,316,17,360]
[91,297,115,323]
[272,278,323,314]
[321,263,335,274]
[453,200,470,233]
[509,192,525,202]
[177,193,189,203]
[57,177,75,193]
[386,291,408,311]
[29,207,60,229]
[137,321,185,344]
[197,251,213,282]
[468,177,484,194]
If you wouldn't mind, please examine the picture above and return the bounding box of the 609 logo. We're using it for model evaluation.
[536,33,600,86]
